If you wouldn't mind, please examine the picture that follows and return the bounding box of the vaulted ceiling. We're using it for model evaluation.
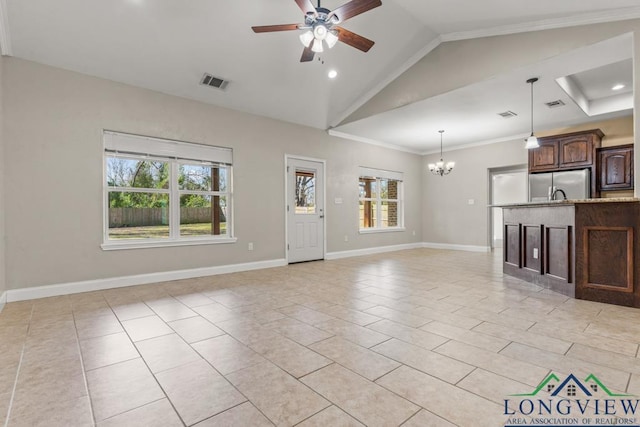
[2,0,639,152]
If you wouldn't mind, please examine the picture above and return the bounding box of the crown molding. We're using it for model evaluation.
[0,0,12,56]
[327,129,423,155]
[441,7,640,42]
[420,133,528,156]
[328,35,442,128]
[330,128,531,157]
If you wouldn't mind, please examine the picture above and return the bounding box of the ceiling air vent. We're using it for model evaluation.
[498,111,518,118]
[200,73,229,90]
[545,99,565,108]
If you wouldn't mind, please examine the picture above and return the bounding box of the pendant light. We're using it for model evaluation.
[428,130,455,176]
[525,77,539,149]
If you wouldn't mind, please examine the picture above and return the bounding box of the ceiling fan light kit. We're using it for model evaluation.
[252,0,381,62]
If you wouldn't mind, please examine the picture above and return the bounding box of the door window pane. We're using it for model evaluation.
[295,170,316,214]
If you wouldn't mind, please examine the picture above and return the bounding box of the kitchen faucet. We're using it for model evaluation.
[551,188,567,201]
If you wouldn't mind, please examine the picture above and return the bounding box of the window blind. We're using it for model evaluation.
[104,131,233,165]
[358,166,403,181]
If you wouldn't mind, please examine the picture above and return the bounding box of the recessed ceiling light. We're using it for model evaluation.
[328,70,338,79]
[612,84,625,91]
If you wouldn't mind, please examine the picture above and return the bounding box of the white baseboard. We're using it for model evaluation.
[325,242,423,260]
[422,242,491,253]
[5,242,490,302]
[7,258,287,303]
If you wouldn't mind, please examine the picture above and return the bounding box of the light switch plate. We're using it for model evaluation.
[533,248,538,259]
[335,198,343,204]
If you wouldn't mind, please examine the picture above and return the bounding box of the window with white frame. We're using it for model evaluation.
[103,131,234,249]
[358,167,404,231]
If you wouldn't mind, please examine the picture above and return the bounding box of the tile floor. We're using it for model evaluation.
[1,248,640,426]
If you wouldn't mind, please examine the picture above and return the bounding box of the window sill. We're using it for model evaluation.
[101,237,238,251]
[359,227,406,234]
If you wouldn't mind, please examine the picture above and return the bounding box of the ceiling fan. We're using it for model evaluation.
[252,0,382,62]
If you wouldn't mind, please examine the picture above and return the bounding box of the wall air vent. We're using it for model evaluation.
[200,73,229,90]
[545,99,565,108]
[497,111,518,118]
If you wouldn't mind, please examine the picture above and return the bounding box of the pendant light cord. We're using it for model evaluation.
[527,77,538,137]
[530,81,534,136]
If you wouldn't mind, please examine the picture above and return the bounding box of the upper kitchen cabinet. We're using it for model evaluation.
[598,144,634,191]
[529,129,603,173]
[529,139,559,171]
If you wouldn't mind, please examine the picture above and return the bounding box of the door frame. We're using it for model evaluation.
[284,154,327,263]
[487,164,527,250]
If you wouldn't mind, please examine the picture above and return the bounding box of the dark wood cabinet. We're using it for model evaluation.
[529,129,603,197]
[503,205,575,297]
[558,134,595,168]
[597,144,634,191]
[503,201,640,307]
[529,140,558,171]
[529,130,603,172]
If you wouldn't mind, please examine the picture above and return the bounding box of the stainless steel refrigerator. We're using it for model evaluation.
[529,169,590,202]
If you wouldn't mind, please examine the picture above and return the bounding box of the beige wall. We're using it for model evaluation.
[0,54,5,304]
[423,139,527,247]
[3,58,423,290]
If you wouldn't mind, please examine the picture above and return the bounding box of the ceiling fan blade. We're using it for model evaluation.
[295,0,317,16]
[335,27,375,52]
[329,0,382,22]
[252,24,300,33]
[300,46,315,62]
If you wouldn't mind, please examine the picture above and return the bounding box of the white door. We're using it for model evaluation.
[287,157,325,263]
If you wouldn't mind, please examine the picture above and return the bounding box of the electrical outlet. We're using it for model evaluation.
[468,199,475,205]
[412,230,416,236]
[344,235,349,242]
[248,242,254,251]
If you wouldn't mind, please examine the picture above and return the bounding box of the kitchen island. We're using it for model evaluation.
[500,198,640,307]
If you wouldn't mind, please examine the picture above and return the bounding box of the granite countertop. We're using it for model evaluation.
[491,197,640,207]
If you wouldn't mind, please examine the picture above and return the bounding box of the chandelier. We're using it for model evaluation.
[428,130,455,176]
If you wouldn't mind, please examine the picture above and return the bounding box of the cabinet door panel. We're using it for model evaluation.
[504,223,521,267]
[598,145,633,191]
[529,142,558,172]
[559,136,592,168]
[545,226,571,282]
[522,224,542,273]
